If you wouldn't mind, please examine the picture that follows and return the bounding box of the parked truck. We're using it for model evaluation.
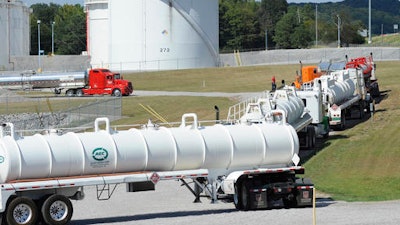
[227,87,327,149]
[0,114,313,225]
[0,68,133,97]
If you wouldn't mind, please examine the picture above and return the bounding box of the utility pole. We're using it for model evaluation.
[337,15,341,48]
[37,20,41,72]
[368,0,372,44]
[315,4,318,47]
[51,21,55,55]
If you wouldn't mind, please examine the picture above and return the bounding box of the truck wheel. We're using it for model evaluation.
[112,89,122,97]
[76,89,84,97]
[241,182,250,211]
[340,113,346,130]
[41,195,73,225]
[233,184,243,210]
[66,89,75,97]
[6,197,38,225]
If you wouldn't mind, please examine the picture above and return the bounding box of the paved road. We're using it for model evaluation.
[70,180,400,225]
[133,90,261,101]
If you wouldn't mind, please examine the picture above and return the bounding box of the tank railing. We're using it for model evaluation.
[95,117,110,133]
[226,90,270,123]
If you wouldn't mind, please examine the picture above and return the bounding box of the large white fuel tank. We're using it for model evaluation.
[0,115,299,183]
[273,89,305,124]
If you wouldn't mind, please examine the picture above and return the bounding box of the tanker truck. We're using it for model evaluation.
[227,87,328,149]
[310,67,371,130]
[0,68,133,97]
[0,114,313,225]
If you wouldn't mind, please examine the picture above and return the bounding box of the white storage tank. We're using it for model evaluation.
[85,0,219,71]
[0,0,30,70]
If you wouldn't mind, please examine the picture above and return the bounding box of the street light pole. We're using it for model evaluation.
[51,21,55,55]
[315,4,318,47]
[37,20,41,72]
[368,0,372,44]
[337,15,341,48]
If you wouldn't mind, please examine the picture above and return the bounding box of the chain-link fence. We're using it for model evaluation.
[0,95,122,135]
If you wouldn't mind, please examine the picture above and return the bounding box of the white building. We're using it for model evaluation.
[84,0,219,71]
[0,0,30,71]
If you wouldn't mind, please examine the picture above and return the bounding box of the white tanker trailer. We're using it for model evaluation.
[0,114,313,225]
[312,68,370,130]
[0,71,86,92]
[234,88,326,149]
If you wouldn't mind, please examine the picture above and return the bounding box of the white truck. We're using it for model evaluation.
[227,87,328,149]
[226,66,369,149]
[305,68,371,130]
[0,114,313,225]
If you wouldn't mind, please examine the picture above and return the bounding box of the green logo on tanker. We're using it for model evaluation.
[0,156,4,163]
[92,148,109,161]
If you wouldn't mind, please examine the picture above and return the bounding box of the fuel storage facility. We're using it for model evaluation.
[84,0,219,71]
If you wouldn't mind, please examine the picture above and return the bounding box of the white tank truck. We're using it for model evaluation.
[0,114,313,225]
[304,67,370,130]
[228,87,327,149]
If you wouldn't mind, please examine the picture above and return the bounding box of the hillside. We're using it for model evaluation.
[292,0,400,35]
[305,61,400,201]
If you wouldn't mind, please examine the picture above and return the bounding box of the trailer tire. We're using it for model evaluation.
[233,184,243,210]
[6,197,38,225]
[241,182,250,211]
[112,89,122,97]
[41,195,73,225]
[76,89,84,97]
[66,89,75,97]
[340,113,346,130]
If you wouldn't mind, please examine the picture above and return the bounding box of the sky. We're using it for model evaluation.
[23,0,344,6]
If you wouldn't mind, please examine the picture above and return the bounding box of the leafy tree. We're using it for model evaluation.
[273,8,296,49]
[257,0,288,49]
[30,3,60,55]
[273,6,313,49]
[30,3,86,55]
[219,0,263,51]
[54,4,86,55]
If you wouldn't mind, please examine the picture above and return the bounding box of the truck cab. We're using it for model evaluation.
[82,69,133,97]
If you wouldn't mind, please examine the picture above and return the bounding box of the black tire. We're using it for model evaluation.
[6,197,38,225]
[233,183,243,210]
[66,89,75,97]
[340,113,346,130]
[241,181,250,211]
[283,197,298,208]
[41,195,73,225]
[310,128,316,148]
[76,89,84,97]
[112,89,122,97]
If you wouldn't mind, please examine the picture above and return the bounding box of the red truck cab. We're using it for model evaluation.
[82,69,133,96]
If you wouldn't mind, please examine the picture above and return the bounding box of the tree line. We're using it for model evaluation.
[29,0,399,55]
[30,3,86,55]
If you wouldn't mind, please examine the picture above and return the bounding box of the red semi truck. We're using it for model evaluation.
[0,68,133,97]
[67,68,133,97]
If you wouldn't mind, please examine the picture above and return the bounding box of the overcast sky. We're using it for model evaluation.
[23,0,344,6]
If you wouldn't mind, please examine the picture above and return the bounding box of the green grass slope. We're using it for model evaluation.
[305,61,400,201]
[370,33,400,46]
